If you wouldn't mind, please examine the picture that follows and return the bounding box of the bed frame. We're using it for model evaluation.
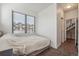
[13,45,50,56]
[26,46,50,56]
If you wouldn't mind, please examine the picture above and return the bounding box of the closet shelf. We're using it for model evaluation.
[66,23,75,31]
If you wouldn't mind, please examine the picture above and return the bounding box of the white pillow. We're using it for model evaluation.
[13,33,27,37]
[14,33,37,37]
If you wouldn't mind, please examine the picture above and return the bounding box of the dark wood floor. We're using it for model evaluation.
[37,39,78,56]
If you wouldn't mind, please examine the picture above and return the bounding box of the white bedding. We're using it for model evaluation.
[0,34,13,51]
[0,34,50,55]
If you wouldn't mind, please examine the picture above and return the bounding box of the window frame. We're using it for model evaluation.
[12,10,35,34]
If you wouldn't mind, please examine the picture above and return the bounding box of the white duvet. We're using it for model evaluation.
[0,34,50,55]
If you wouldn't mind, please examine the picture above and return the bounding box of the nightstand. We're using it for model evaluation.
[0,49,13,56]
[0,31,4,37]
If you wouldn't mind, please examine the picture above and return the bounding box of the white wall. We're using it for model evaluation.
[0,4,37,33]
[64,9,78,20]
[57,6,65,47]
[36,4,57,48]
[0,4,1,31]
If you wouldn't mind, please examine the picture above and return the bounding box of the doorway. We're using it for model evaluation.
[57,3,78,55]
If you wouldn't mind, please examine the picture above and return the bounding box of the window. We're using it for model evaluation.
[12,11,35,34]
[27,15,35,34]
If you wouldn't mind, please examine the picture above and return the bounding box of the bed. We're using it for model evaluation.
[0,34,50,56]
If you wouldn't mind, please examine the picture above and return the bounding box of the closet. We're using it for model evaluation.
[66,18,78,46]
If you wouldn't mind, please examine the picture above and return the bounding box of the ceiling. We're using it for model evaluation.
[58,3,78,12]
[1,3,53,13]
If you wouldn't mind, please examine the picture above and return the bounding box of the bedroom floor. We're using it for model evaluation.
[37,39,78,56]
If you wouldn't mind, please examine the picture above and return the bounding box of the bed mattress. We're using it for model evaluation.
[0,34,50,55]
